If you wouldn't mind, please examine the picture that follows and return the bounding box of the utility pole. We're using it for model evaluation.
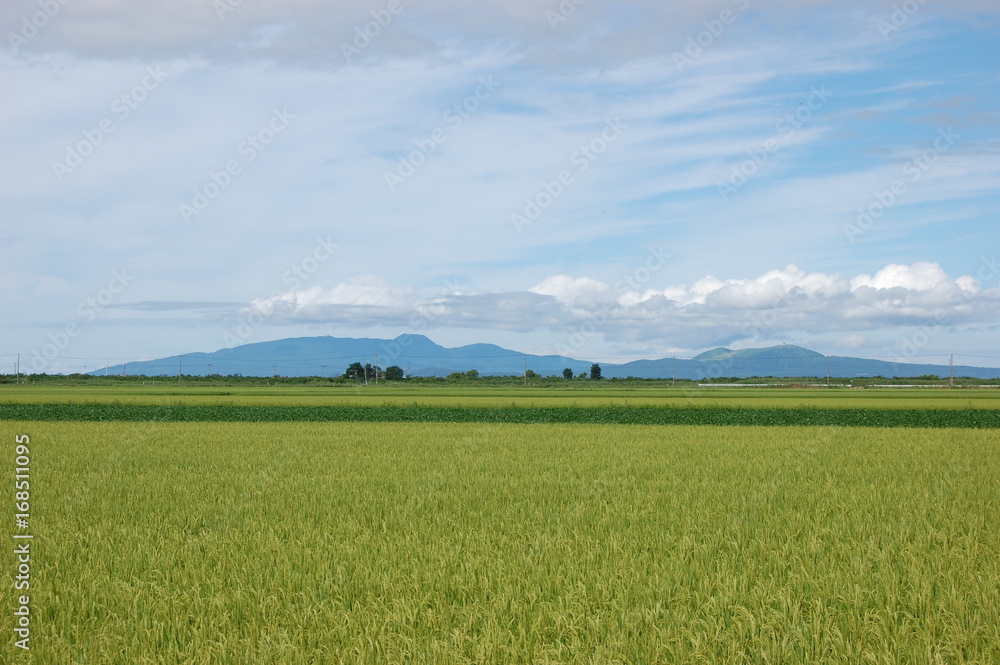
[15,353,19,385]
[321,364,326,378]
[208,363,212,377]
[523,354,527,386]
[672,356,676,385]
[123,362,127,378]
[272,365,277,378]
[375,353,379,385]
[364,360,368,386]
[949,354,954,386]
[178,355,182,385]
[826,355,830,387]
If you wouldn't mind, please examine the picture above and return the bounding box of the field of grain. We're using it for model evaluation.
[4,384,1000,410]
[5,419,999,663]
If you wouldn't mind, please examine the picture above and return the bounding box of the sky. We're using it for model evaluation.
[2,0,999,374]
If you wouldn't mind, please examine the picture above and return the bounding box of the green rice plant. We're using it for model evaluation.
[4,421,999,663]
[2,403,999,428]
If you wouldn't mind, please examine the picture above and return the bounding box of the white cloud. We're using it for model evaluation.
[224,262,1000,354]
[247,277,415,321]
[530,275,613,306]
[850,261,948,291]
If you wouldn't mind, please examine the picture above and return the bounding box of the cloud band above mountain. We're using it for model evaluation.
[230,261,1000,352]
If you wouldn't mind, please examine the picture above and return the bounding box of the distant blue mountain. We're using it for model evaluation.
[97,335,1000,380]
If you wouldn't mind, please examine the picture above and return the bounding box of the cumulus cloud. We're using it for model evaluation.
[242,277,416,325]
[647,265,849,308]
[850,262,948,291]
[530,275,614,307]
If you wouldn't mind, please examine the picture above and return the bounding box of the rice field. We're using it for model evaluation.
[4,418,999,663]
[4,384,1000,410]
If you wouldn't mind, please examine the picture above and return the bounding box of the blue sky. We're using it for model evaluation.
[2,0,999,373]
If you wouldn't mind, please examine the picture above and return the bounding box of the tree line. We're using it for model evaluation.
[341,362,603,381]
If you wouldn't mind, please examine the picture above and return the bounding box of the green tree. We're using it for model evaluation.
[590,363,602,380]
[344,362,377,381]
[525,369,539,380]
[562,367,573,380]
[466,369,480,380]
[384,365,405,381]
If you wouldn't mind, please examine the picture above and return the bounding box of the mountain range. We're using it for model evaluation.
[96,334,1000,380]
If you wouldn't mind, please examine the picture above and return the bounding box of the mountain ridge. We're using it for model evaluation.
[90,335,1000,380]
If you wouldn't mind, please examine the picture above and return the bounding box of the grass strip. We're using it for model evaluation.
[2,403,999,427]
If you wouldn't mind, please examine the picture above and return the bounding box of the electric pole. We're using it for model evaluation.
[375,353,379,385]
[826,355,830,387]
[524,354,527,386]
[15,353,19,385]
[949,354,954,386]
[178,355,182,385]
[672,356,676,385]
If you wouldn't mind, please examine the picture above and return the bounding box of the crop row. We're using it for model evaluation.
[3,403,999,427]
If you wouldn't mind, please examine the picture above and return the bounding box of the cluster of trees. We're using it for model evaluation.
[343,362,406,381]
[561,364,602,380]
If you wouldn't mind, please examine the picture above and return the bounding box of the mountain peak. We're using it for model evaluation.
[694,344,824,362]
[693,347,733,360]
[394,333,433,344]
[751,344,825,359]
